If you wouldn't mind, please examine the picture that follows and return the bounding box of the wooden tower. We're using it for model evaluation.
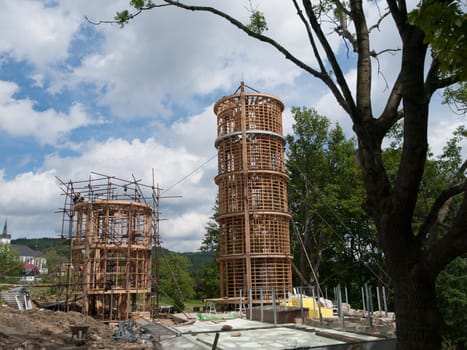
[213,82,292,303]
[59,174,158,321]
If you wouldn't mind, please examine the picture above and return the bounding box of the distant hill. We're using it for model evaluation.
[11,238,69,256]
[182,251,215,271]
[11,238,214,270]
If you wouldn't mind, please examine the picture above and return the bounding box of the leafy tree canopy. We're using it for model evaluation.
[409,0,467,80]
[158,251,194,312]
[0,243,23,277]
[286,107,383,298]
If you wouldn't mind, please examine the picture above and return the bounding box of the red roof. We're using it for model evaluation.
[24,264,38,269]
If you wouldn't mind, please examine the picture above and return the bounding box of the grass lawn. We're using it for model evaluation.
[184,299,205,312]
[158,296,204,312]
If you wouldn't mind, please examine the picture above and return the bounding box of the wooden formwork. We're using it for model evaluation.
[58,174,159,322]
[213,82,292,303]
[71,200,152,321]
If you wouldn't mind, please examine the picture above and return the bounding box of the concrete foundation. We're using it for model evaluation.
[246,306,308,324]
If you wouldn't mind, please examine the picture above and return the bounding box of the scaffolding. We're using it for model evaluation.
[213,82,293,303]
[57,172,161,321]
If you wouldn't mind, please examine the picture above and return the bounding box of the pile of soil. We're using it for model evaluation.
[0,305,152,349]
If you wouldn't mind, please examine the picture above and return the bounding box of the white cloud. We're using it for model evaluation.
[168,106,217,153]
[0,81,98,145]
[44,1,315,119]
[0,0,80,67]
[0,170,61,238]
[161,211,210,252]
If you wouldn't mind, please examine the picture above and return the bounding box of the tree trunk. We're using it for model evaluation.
[392,266,441,349]
[381,217,442,349]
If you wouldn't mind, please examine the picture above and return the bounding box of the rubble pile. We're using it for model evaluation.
[0,305,152,349]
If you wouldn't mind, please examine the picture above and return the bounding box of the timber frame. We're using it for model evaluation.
[213,82,293,303]
[58,173,160,321]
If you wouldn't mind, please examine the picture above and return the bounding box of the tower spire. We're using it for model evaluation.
[1,218,11,244]
[2,218,7,237]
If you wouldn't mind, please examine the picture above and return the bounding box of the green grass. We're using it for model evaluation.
[184,299,204,312]
[157,296,204,312]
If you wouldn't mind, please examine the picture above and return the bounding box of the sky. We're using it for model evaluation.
[0,1,465,252]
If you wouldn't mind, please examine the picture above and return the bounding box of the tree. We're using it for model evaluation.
[382,122,466,346]
[200,208,219,255]
[196,202,220,299]
[193,260,220,300]
[436,256,467,348]
[0,243,23,278]
[43,249,62,276]
[158,252,194,312]
[286,107,383,302]
[110,1,466,348]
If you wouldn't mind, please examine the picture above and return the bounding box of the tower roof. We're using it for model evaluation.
[1,219,11,240]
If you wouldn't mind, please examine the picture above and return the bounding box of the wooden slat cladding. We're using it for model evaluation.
[214,83,292,303]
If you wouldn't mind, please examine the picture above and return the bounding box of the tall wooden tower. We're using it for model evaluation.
[213,82,292,303]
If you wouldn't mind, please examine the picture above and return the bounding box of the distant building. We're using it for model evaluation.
[1,219,48,275]
[10,244,47,275]
[56,262,73,277]
[1,219,11,244]
[20,263,40,282]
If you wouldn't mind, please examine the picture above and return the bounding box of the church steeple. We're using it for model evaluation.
[1,218,11,244]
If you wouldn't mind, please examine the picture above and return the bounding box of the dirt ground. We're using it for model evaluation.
[0,305,155,349]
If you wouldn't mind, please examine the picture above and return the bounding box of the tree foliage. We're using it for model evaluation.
[436,256,467,347]
[200,210,219,255]
[11,238,69,258]
[158,251,194,312]
[193,260,220,300]
[409,0,467,80]
[443,82,467,114]
[246,11,268,34]
[42,249,64,277]
[286,107,383,304]
[0,243,23,277]
[195,202,220,299]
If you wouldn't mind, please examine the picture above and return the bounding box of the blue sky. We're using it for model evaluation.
[0,1,465,252]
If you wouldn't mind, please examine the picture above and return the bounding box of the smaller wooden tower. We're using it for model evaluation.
[59,173,160,321]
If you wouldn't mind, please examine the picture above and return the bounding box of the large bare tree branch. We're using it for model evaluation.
[424,58,461,100]
[386,0,407,36]
[350,0,373,124]
[301,0,357,117]
[292,0,327,74]
[376,74,403,136]
[368,11,391,33]
[392,26,429,217]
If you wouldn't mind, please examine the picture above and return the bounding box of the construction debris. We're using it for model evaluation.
[0,305,152,349]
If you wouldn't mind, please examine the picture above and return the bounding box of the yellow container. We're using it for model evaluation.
[285,296,334,319]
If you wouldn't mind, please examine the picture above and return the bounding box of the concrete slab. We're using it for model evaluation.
[193,326,345,349]
[141,316,395,349]
[173,318,275,334]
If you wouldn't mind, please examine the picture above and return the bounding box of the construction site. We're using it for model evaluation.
[0,83,396,349]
